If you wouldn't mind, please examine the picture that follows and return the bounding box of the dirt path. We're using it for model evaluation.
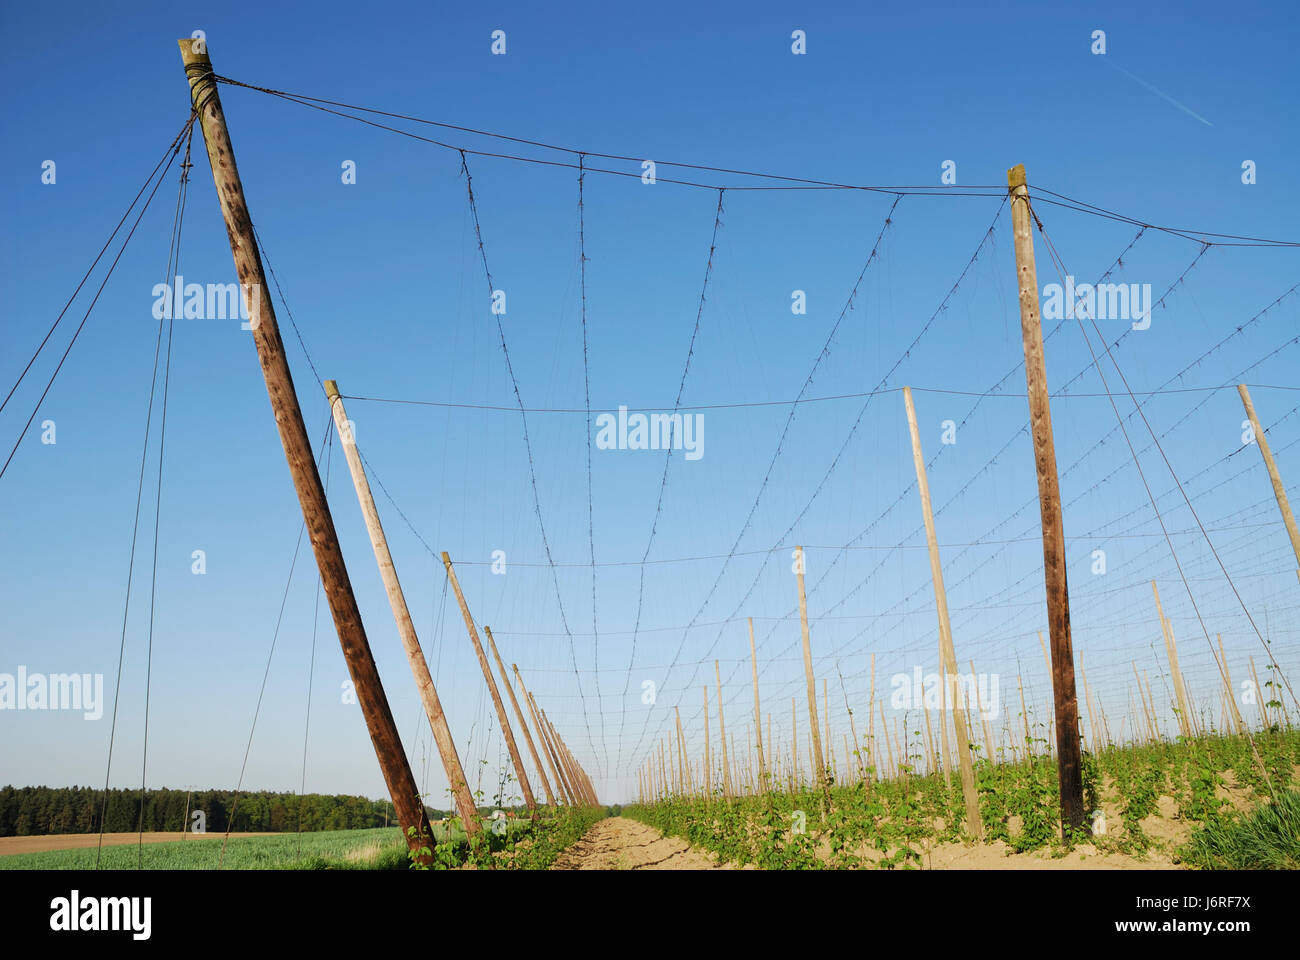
[551,817,739,870]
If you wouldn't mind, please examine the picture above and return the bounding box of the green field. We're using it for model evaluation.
[0,827,409,870]
[1,806,606,870]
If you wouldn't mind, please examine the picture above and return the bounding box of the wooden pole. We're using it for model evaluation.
[795,547,829,797]
[1007,164,1087,835]
[903,386,981,836]
[716,660,732,798]
[748,618,767,791]
[823,678,833,782]
[1018,674,1032,757]
[484,631,555,806]
[1151,581,1193,740]
[868,654,876,780]
[520,677,571,804]
[441,553,535,808]
[675,706,689,795]
[1239,384,1300,573]
[324,382,480,834]
[703,685,712,798]
[176,39,433,861]
[1218,635,1246,735]
[791,697,800,789]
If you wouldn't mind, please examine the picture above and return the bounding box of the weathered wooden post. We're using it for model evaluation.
[441,553,535,808]
[1007,164,1086,835]
[748,618,767,790]
[1151,581,1192,740]
[795,547,829,799]
[324,381,480,835]
[1238,384,1300,579]
[176,38,433,861]
[903,386,981,837]
[484,629,555,806]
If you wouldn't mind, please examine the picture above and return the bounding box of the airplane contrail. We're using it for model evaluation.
[1103,58,1214,127]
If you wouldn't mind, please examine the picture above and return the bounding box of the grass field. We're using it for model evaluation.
[0,806,606,870]
[0,827,407,870]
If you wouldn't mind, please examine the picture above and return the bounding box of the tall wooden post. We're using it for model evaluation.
[521,679,571,804]
[1238,384,1300,576]
[903,386,982,837]
[795,547,828,793]
[324,382,480,835]
[1217,635,1246,735]
[441,553,535,808]
[716,660,732,798]
[1151,581,1192,740]
[176,39,433,861]
[1007,164,1086,835]
[703,686,712,798]
[790,697,800,789]
[484,629,555,806]
[748,618,767,790]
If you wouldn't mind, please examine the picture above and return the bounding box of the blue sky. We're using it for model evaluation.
[2,0,1298,807]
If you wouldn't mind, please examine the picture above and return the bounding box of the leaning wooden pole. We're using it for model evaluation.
[522,682,572,805]
[1239,384,1300,576]
[748,618,768,790]
[1007,164,1087,836]
[902,386,981,837]
[176,39,433,862]
[324,381,480,835]
[1151,581,1193,740]
[484,629,555,806]
[441,553,536,808]
[795,547,829,799]
[716,660,732,799]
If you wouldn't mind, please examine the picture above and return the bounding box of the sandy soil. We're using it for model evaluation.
[0,831,278,856]
[550,817,748,870]
[550,816,1189,870]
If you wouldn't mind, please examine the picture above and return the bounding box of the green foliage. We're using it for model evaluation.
[0,785,427,837]
[621,731,1300,869]
[0,827,408,870]
[1182,789,1300,869]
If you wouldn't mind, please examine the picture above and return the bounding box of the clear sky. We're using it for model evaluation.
[2,0,1298,808]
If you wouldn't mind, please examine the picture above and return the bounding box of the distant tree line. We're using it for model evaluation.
[0,785,449,837]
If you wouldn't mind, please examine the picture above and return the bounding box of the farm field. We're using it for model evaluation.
[0,827,405,870]
[0,831,280,857]
[619,731,1300,870]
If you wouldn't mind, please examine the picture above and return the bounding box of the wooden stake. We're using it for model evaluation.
[519,677,571,804]
[703,685,712,799]
[795,547,828,793]
[748,618,767,790]
[1239,384,1300,573]
[323,382,480,833]
[1008,164,1086,835]
[177,39,433,861]
[441,553,535,808]
[903,386,981,836]
[675,706,689,795]
[1152,581,1192,740]
[1218,635,1245,735]
[483,631,555,806]
[716,660,732,798]
[1018,674,1032,757]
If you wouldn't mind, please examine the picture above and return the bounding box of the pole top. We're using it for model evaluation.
[177,37,210,64]
[1007,164,1027,191]
[441,550,452,564]
[324,379,340,399]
